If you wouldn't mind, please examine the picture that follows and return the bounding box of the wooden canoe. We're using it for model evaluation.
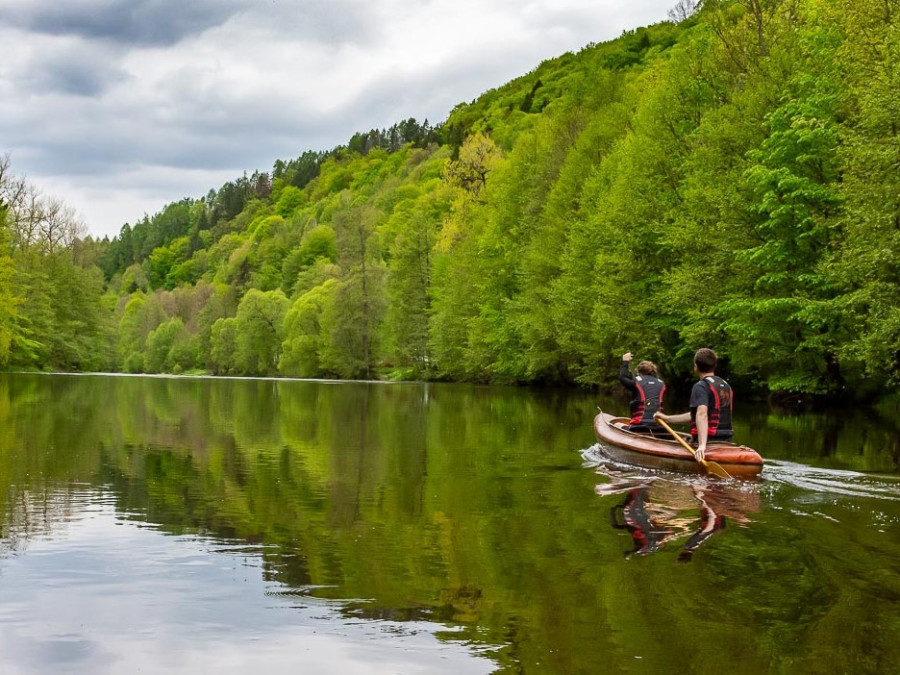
[593,412,764,479]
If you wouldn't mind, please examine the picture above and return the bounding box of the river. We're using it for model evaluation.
[0,373,898,673]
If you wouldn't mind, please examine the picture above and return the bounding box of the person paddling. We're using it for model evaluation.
[618,352,666,434]
[654,348,733,461]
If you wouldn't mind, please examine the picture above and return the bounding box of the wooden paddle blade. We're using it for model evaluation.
[704,460,732,480]
[655,417,733,479]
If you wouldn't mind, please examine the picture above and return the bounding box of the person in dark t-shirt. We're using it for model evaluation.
[654,348,733,461]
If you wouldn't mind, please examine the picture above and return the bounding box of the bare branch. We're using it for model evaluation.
[668,0,700,22]
[0,155,85,252]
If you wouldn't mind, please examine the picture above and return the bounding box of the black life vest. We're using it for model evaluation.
[691,375,733,438]
[629,375,666,426]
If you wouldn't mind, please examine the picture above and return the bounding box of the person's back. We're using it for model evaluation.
[691,374,733,441]
[688,349,733,442]
[618,352,666,433]
[654,347,734,461]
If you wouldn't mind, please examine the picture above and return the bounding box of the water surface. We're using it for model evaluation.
[1,373,898,673]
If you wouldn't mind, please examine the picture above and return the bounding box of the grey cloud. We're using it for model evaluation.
[19,45,128,97]
[240,0,381,46]
[38,64,112,97]
[6,0,378,48]
[16,41,537,182]
[4,0,244,46]
[13,97,318,180]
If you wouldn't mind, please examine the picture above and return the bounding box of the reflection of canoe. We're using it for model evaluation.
[593,412,764,479]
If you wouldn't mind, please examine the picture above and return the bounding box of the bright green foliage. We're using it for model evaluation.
[428,241,477,380]
[280,279,337,377]
[275,186,307,218]
[823,0,900,385]
[319,205,385,379]
[120,263,150,294]
[281,225,337,296]
[0,213,19,365]
[210,317,237,375]
[0,159,113,371]
[7,250,110,371]
[233,289,290,376]
[167,249,209,288]
[117,294,164,372]
[145,317,191,373]
[292,259,341,298]
[46,261,110,370]
[382,187,452,376]
[298,225,337,264]
[148,237,190,290]
[191,282,236,370]
[443,132,502,194]
[724,89,842,392]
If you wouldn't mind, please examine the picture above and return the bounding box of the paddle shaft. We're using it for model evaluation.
[655,417,732,479]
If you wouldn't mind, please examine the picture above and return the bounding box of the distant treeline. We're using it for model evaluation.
[97,118,442,279]
[2,0,899,401]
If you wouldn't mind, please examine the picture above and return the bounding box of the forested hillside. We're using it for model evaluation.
[2,0,898,399]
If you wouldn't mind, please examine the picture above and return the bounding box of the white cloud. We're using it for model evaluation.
[0,0,675,239]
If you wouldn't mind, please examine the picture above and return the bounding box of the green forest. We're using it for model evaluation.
[1,0,898,399]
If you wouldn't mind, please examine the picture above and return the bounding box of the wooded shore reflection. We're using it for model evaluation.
[1,373,900,673]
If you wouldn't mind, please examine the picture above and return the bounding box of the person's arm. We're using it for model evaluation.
[661,380,707,435]
[694,404,709,460]
[618,353,635,389]
[655,411,690,425]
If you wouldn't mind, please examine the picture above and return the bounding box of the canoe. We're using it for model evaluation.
[593,412,764,479]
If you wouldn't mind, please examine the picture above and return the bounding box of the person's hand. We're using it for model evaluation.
[622,352,633,362]
[696,444,706,462]
[654,412,666,422]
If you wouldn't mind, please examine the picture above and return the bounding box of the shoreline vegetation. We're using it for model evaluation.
[3,368,892,411]
[2,0,899,404]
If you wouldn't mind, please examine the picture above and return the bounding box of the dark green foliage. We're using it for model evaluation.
[279,150,325,189]
[347,118,439,155]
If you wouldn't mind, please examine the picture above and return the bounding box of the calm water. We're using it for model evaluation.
[1,373,899,674]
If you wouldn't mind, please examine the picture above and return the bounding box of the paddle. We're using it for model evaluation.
[655,417,732,479]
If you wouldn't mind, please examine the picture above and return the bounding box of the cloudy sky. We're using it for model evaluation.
[0,0,675,240]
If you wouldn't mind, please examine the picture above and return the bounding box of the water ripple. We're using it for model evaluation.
[761,460,900,502]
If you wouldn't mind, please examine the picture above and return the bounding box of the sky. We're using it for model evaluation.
[0,0,676,240]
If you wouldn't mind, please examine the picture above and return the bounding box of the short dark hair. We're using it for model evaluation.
[694,348,717,372]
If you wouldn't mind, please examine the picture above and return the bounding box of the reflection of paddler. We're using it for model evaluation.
[677,489,725,562]
[609,487,679,558]
[677,484,760,561]
[694,483,761,524]
[604,479,760,560]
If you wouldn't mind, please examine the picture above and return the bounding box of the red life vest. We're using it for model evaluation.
[629,375,666,426]
[691,375,734,438]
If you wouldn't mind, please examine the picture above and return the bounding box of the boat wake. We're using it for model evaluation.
[581,443,719,483]
[760,460,900,503]
[583,443,900,504]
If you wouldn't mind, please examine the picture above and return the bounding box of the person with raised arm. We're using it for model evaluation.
[618,352,666,434]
